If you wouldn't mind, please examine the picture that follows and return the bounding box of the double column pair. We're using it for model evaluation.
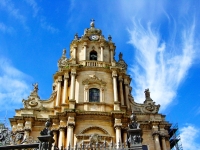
[152,124,168,150]
[113,73,130,110]
[55,71,76,108]
[54,119,75,149]
[55,73,69,107]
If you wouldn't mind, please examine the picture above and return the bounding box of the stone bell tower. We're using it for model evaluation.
[9,20,172,150]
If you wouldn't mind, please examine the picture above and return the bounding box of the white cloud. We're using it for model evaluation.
[0,57,31,113]
[180,125,200,150]
[40,17,59,33]
[0,22,14,33]
[128,19,196,110]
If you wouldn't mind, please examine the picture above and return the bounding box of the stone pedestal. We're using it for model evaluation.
[127,129,143,150]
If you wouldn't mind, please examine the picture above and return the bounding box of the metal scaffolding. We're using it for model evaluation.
[169,124,183,150]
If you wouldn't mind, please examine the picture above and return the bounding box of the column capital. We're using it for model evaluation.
[118,76,123,81]
[59,126,66,131]
[160,132,169,138]
[58,76,62,82]
[114,118,122,128]
[112,70,118,77]
[114,126,122,130]
[100,43,104,48]
[67,123,75,128]
[24,127,31,132]
[52,129,59,132]
[64,72,69,79]
[73,44,78,48]
[71,68,76,75]
[83,42,87,46]
[152,131,160,137]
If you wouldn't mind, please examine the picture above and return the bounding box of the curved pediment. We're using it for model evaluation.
[80,126,109,135]
[82,75,106,86]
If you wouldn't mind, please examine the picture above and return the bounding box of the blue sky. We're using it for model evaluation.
[0,0,200,149]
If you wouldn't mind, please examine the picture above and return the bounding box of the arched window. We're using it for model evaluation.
[90,51,97,60]
[89,88,100,102]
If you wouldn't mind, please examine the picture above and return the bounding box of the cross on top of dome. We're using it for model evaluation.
[90,19,95,28]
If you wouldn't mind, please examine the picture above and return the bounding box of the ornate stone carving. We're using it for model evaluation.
[84,20,102,35]
[82,75,106,86]
[22,83,42,109]
[117,52,127,70]
[89,134,101,144]
[58,49,69,68]
[142,89,160,113]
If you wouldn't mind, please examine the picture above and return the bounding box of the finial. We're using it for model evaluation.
[74,33,78,40]
[119,52,123,60]
[90,19,95,27]
[108,35,112,41]
[62,48,66,56]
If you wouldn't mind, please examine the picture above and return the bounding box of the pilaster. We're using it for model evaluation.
[56,76,62,107]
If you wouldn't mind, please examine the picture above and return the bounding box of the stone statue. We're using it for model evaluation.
[32,83,39,93]
[129,113,140,129]
[144,88,150,99]
[39,119,54,150]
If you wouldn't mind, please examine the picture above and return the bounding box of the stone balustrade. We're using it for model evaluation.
[80,60,111,67]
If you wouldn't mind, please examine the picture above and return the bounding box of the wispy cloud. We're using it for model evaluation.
[40,17,59,33]
[0,57,31,115]
[180,125,200,150]
[24,0,59,33]
[128,19,196,110]
[0,0,28,31]
[24,0,39,17]
[0,22,14,33]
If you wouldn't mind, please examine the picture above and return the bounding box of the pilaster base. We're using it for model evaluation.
[69,99,76,109]
[114,101,120,111]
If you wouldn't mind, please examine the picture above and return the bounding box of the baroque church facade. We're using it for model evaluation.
[9,21,171,150]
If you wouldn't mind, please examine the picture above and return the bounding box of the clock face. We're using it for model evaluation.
[89,35,99,41]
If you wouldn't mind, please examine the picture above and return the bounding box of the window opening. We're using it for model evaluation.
[90,51,97,60]
[89,88,100,102]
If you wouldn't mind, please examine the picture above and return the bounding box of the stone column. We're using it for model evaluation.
[100,43,104,61]
[73,44,77,63]
[124,79,130,109]
[152,132,161,150]
[110,49,113,62]
[62,73,69,104]
[23,128,31,143]
[52,130,58,147]
[58,127,66,149]
[119,76,124,106]
[123,131,127,144]
[70,71,76,100]
[66,117,75,148]
[114,118,122,148]
[84,85,89,102]
[112,71,118,102]
[112,71,120,110]
[100,87,105,102]
[115,127,122,144]
[66,125,74,148]
[56,76,62,107]
[83,42,87,60]
[161,136,167,150]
